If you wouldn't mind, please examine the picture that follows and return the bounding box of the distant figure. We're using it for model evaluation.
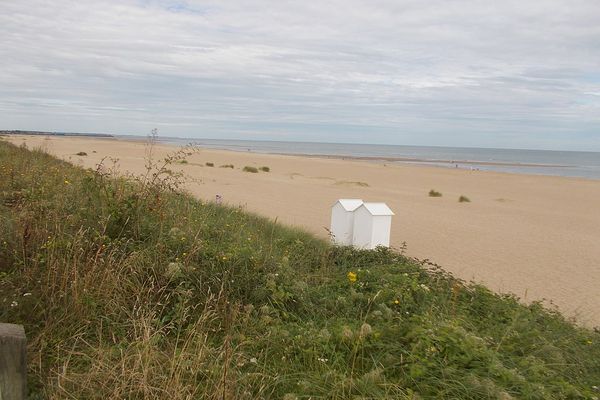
[215,194,222,205]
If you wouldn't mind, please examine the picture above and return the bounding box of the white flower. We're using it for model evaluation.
[318,357,328,363]
[10,301,18,307]
[23,292,32,297]
[250,357,258,364]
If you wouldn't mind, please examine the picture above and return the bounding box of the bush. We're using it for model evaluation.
[243,166,258,173]
[429,189,442,197]
[259,166,270,172]
[220,164,234,168]
[75,151,87,156]
[205,162,214,167]
[459,195,471,203]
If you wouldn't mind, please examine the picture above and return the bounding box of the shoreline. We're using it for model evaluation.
[4,134,600,326]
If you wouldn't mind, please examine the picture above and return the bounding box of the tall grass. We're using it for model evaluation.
[1,140,599,399]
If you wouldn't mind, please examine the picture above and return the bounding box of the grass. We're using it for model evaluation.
[220,164,234,169]
[259,166,270,172]
[243,166,259,173]
[1,140,599,399]
[205,162,214,167]
[459,195,471,203]
[429,189,443,197]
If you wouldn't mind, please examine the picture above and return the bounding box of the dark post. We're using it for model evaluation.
[0,323,27,400]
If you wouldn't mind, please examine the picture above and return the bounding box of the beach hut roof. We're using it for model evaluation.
[333,199,363,211]
[360,202,395,216]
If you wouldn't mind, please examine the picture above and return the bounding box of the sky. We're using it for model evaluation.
[1,0,599,151]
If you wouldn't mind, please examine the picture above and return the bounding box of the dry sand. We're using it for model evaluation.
[6,134,600,326]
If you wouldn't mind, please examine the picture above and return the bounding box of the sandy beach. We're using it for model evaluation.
[5,134,600,326]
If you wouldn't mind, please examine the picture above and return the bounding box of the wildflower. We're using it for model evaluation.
[249,357,258,364]
[587,340,593,345]
[419,284,430,292]
[359,323,372,338]
[342,326,353,340]
[23,293,32,297]
[222,256,227,260]
[317,357,328,363]
[64,180,70,185]
[10,301,18,307]
[347,271,357,283]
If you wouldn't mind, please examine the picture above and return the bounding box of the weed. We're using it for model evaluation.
[243,166,259,173]
[76,151,88,156]
[205,162,214,167]
[459,195,471,203]
[259,166,270,172]
[429,189,442,197]
[220,164,234,169]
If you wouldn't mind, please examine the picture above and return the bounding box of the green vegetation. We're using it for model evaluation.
[429,189,442,197]
[75,151,88,156]
[243,166,259,173]
[205,162,214,167]
[175,159,188,164]
[1,140,599,399]
[459,195,471,203]
[220,164,234,169]
[259,166,270,172]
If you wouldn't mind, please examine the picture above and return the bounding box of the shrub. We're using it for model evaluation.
[243,166,258,173]
[220,164,234,168]
[76,151,87,156]
[429,189,442,197]
[459,195,471,203]
[205,162,214,167]
[259,166,270,172]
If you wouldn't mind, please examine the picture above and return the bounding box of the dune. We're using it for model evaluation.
[6,134,600,326]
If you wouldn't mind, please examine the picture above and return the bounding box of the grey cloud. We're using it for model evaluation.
[0,0,599,149]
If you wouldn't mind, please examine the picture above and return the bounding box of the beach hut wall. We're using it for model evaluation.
[330,199,363,245]
[352,202,394,249]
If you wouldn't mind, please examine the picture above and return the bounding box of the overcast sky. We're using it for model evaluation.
[1,1,599,150]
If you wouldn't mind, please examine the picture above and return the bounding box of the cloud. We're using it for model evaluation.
[0,0,599,149]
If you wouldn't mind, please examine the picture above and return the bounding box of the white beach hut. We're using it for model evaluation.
[330,199,363,245]
[352,202,395,249]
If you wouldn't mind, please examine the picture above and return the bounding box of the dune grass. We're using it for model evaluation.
[243,166,259,173]
[0,140,599,399]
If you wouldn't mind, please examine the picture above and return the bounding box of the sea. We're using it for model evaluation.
[127,136,600,180]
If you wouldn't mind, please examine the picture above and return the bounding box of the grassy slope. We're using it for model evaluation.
[0,141,599,399]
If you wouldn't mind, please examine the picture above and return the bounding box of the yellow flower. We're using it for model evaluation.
[347,271,357,283]
[394,299,400,304]
[64,180,70,185]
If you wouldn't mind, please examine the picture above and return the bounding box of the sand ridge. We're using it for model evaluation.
[6,134,600,326]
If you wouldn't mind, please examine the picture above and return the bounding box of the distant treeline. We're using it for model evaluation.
[0,130,113,138]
